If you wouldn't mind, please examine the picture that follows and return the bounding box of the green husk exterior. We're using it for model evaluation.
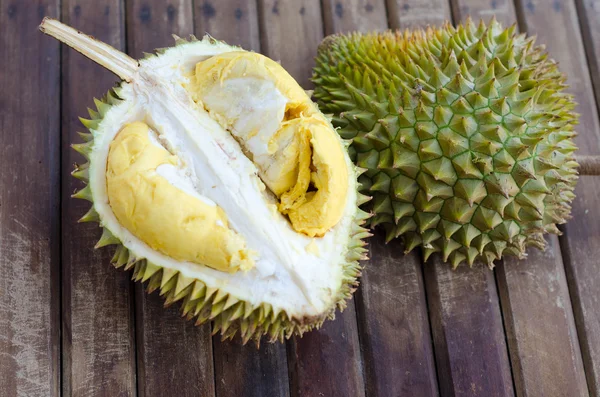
[72,36,372,346]
[313,18,579,268]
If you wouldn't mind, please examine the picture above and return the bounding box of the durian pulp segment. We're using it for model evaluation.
[89,44,359,318]
[106,121,255,272]
[188,52,349,237]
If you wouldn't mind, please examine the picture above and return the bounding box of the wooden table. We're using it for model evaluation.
[2,0,599,396]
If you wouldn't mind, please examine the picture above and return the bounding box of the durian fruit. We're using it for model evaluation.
[40,18,371,344]
[313,18,579,268]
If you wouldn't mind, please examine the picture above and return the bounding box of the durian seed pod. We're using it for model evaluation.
[41,18,372,345]
[313,17,579,268]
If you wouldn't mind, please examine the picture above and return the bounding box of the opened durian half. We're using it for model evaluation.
[40,18,370,344]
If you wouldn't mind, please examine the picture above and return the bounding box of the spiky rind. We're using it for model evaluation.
[313,18,579,268]
[71,38,370,345]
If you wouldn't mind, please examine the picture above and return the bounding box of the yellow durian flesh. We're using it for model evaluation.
[106,121,255,272]
[189,51,348,237]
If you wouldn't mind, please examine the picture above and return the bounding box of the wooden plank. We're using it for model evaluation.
[498,237,588,396]
[258,1,365,396]
[136,293,215,397]
[322,0,388,35]
[561,177,600,396]
[451,0,516,26]
[518,0,600,395]
[0,2,60,396]
[61,1,137,396]
[287,308,364,397]
[214,340,289,397]
[126,0,194,58]
[357,233,439,396]
[386,0,451,29]
[425,263,514,396]
[258,0,324,87]
[195,0,260,52]
[389,2,515,395]
[574,0,600,117]
[573,4,600,394]
[125,2,216,396]
[319,1,439,395]
[452,3,590,396]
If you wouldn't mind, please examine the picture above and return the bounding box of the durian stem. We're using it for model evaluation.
[576,155,600,176]
[39,17,138,81]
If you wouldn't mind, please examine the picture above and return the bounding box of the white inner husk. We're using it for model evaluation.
[88,41,358,318]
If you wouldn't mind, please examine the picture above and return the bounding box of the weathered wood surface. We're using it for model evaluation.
[387,0,451,29]
[451,0,516,25]
[358,233,438,397]
[570,1,600,394]
[426,264,514,396]
[498,237,588,396]
[2,0,600,396]
[195,0,261,52]
[0,1,61,397]
[61,1,137,396]
[322,0,388,34]
[575,0,600,118]
[125,2,216,396]
[563,177,600,396]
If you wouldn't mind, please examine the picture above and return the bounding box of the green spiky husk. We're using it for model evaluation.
[72,36,372,346]
[313,18,579,268]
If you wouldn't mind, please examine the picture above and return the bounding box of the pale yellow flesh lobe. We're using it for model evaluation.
[191,51,348,237]
[106,121,255,272]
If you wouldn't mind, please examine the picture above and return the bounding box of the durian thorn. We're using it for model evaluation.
[39,17,139,81]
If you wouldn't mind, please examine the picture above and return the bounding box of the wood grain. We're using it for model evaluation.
[575,0,600,117]
[386,0,451,29]
[322,0,388,35]
[195,0,260,52]
[357,233,439,397]
[287,307,365,397]
[214,340,290,397]
[515,0,600,395]
[258,0,324,87]
[125,2,216,396]
[0,1,61,396]
[126,0,194,59]
[498,237,588,396]
[451,0,516,25]
[136,292,215,397]
[426,262,514,396]
[561,177,600,396]
[259,1,365,396]
[61,1,137,396]
[453,3,589,396]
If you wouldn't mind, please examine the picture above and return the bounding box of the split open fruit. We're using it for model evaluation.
[40,18,370,345]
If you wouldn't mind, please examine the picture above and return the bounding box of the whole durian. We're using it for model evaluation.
[41,18,370,344]
[313,18,579,268]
